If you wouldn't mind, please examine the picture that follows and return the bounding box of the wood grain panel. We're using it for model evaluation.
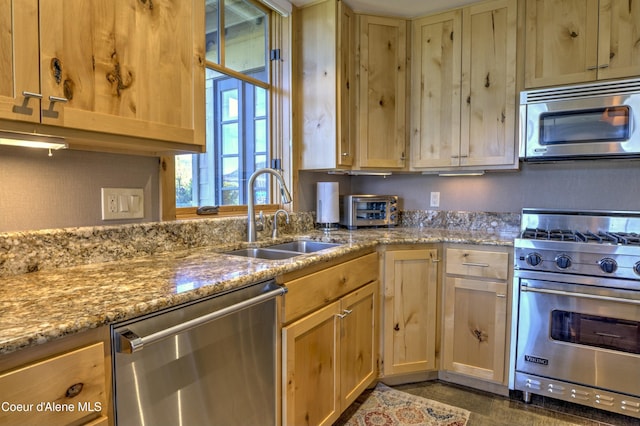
[410,11,462,169]
[358,15,406,169]
[597,0,640,80]
[461,0,517,167]
[445,247,509,280]
[524,0,599,87]
[0,343,106,426]
[282,252,378,323]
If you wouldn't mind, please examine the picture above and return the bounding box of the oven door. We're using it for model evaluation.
[515,273,640,397]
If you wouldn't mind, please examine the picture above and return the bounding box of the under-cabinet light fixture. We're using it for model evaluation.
[0,130,68,152]
[434,171,486,177]
[328,171,393,177]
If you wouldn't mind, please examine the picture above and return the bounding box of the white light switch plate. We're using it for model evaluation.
[430,191,440,208]
[101,188,144,220]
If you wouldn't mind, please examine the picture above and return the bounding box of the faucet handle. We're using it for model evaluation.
[256,211,264,231]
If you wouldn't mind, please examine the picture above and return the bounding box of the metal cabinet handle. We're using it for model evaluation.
[496,293,506,298]
[336,309,352,319]
[49,96,68,103]
[116,286,287,354]
[462,262,489,268]
[22,91,43,99]
[341,152,349,156]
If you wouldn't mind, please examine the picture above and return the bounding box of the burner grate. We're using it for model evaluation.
[521,228,640,245]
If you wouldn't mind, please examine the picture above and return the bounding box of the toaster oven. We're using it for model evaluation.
[340,195,398,229]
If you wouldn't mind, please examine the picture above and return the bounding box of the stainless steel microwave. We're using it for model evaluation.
[519,78,640,161]
[340,195,398,229]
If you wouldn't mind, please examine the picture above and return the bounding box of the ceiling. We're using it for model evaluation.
[289,0,478,18]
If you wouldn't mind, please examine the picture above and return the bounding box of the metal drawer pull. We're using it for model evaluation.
[22,91,43,99]
[116,286,287,354]
[336,309,352,319]
[496,293,506,298]
[462,262,489,268]
[49,96,69,103]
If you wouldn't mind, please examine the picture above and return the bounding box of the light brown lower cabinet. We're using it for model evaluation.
[380,247,439,378]
[0,342,108,426]
[282,282,376,426]
[442,245,512,387]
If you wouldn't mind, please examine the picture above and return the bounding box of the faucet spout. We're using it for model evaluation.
[247,168,292,242]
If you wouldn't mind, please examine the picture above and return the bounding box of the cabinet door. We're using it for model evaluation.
[38,0,204,147]
[357,15,407,169]
[382,249,438,376]
[338,2,356,167]
[410,11,462,169]
[524,0,599,87]
[597,0,640,80]
[340,281,376,409]
[282,301,341,426]
[443,277,508,383]
[460,0,517,167]
[0,0,41,123]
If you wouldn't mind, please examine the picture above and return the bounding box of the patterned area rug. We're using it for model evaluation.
[339,383,470,426]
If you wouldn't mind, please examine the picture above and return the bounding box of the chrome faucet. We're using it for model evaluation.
[247,168,292,242]
[271,209,290,239]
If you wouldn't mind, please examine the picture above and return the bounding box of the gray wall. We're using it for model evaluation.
[0,147,159,232]
[299,159,640,214]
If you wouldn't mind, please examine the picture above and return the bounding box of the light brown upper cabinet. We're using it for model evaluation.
[0,0,205,154]
[357,15,407,169]
[296,0,355,170]
[524,0,640,88]
[410,0,518,171]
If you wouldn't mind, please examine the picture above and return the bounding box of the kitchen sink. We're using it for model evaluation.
[266,240,341,253]
[224,248,302,260]
[224,240,342,260]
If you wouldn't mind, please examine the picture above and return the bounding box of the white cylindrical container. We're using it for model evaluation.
[316,182,339,227]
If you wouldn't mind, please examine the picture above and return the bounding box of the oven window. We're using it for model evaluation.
[540,106,630,145]
[550,310,640,355]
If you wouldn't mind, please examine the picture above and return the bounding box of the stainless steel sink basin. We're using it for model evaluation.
[224,248,301,260]
[266,240,341,253]
[224,240,342,260]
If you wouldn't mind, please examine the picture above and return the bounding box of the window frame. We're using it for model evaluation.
[165,0,291,221]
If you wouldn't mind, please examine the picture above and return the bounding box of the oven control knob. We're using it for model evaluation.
[634,262,640,276]
[598,258,617,273]
[525,252,542,267]
[555,254,572,269]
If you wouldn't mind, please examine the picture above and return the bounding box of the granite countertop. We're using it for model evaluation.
[0,227,517,356]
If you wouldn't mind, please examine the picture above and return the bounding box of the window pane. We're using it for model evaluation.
[222,89,239,121]
[175,154,194,207]
[225,0,268,82]
[205,0,220,64]
[222,123,239,154]
[255,119,266,152]
[255,87,267,117]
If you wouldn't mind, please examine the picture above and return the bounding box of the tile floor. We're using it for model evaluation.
[336,380,639,425]
[396,381,638,426]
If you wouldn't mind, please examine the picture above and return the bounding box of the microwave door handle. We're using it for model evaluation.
[521,286,640,305]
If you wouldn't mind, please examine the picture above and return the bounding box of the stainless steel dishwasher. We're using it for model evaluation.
[111,279,285,426]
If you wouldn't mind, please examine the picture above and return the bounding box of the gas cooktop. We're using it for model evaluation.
[515,209,640,280]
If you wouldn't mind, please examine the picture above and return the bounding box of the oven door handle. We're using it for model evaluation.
[521,285,640,305]
[116,286,287,354]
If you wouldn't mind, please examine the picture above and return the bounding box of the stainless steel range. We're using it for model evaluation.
[510,209,640,419]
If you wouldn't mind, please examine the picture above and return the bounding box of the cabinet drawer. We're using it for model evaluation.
[0,342,106,426]
[283,252,378,323]
[446,247,508,280]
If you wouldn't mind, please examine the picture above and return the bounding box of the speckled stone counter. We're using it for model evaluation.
[0,225,518,356]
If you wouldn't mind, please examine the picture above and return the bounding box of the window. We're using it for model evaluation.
[176,0,279,212]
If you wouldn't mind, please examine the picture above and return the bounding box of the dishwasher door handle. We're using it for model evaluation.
[116,286,286,354]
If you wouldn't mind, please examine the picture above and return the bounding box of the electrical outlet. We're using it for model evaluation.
[430,191,440,208]
[101,188,144,220]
